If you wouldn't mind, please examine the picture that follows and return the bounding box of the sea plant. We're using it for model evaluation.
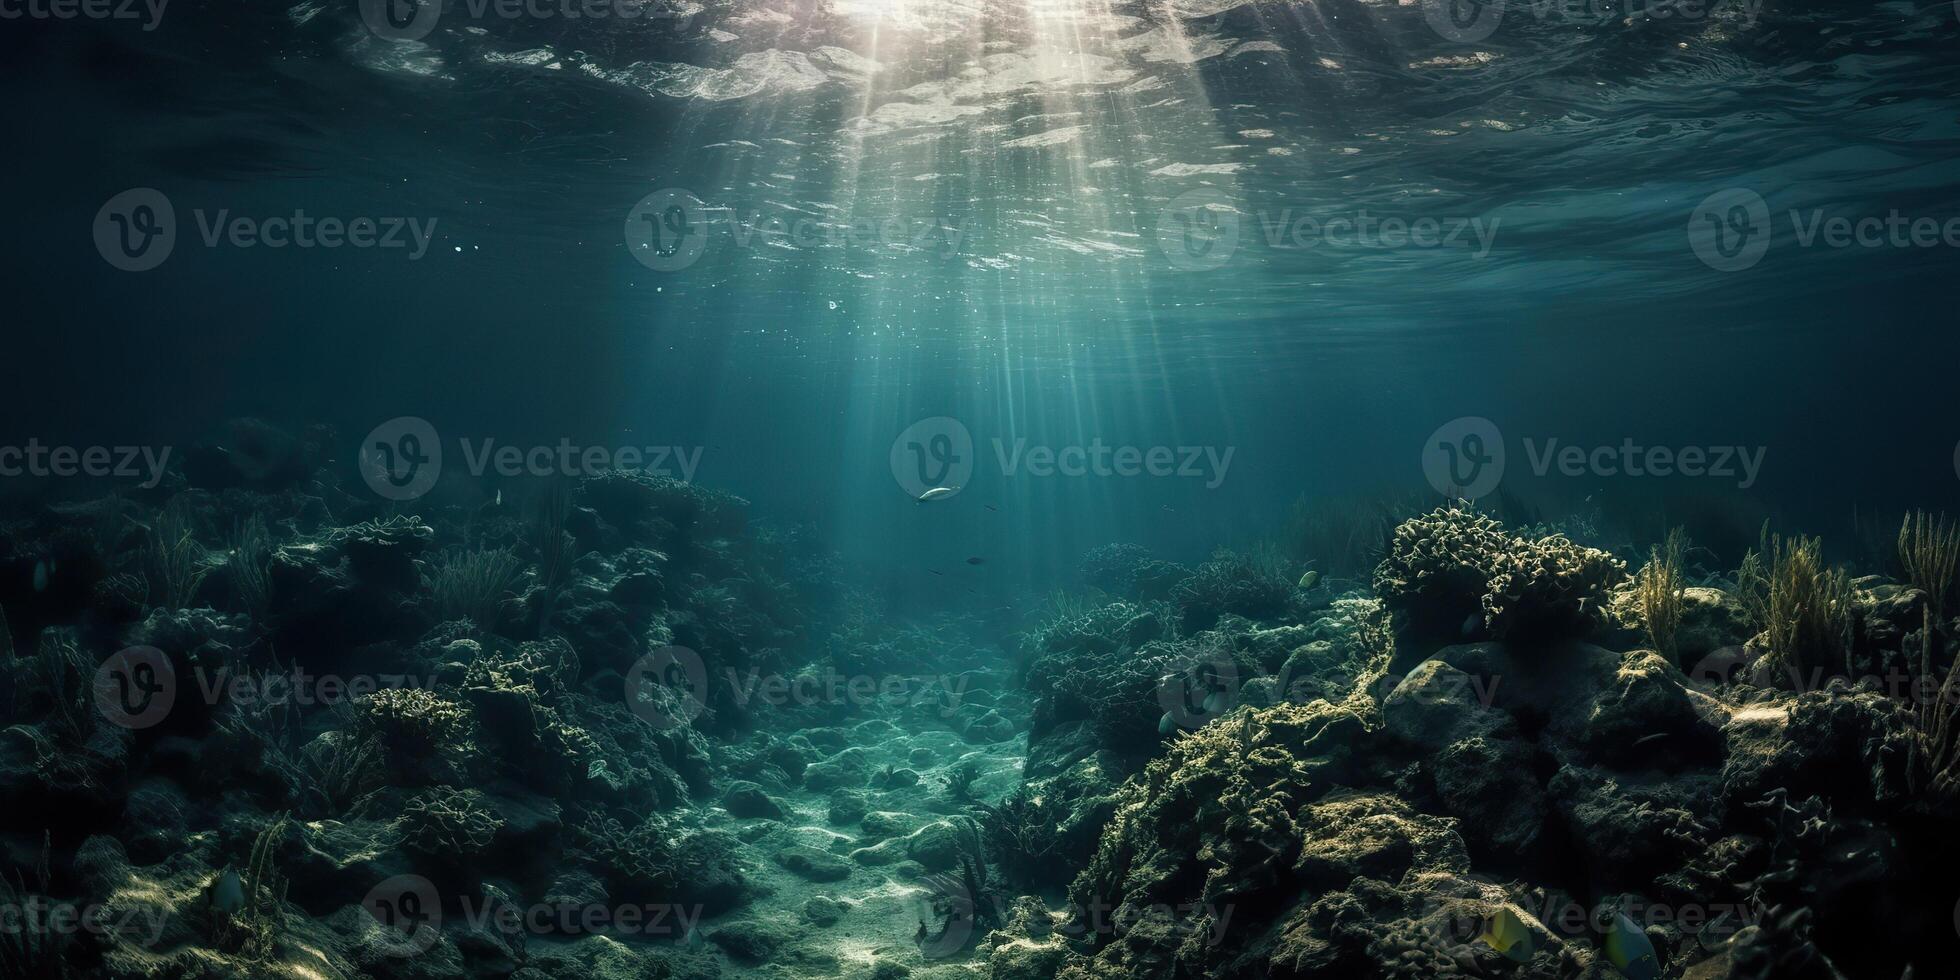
[0,835,69,978]
[1898,510,1959,623]
[429,547,527,631]
[1738,525,1853,681]
[943,759,982,802]
[228,513,275,627]
[144,501,210,609]
[217,813,290,960]
[1639,527,1690,662]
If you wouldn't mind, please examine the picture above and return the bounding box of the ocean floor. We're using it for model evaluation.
[0,420,1954,980]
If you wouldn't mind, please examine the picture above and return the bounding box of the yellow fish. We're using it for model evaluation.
[1478,906,1535,963]
[1297,570,1320,590]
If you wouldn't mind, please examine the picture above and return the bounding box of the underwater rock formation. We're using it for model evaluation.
[0,424,1955,979]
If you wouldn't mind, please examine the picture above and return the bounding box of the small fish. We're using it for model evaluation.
[1603,912,1660,980]
[1461,611,1483,637]
[983,504,998,512]
[917,487,959,502]
[966,557,985,566]
[1478,906,1535,963]
[32,561,49,593]
[926,569,943,577]
[208,867,244,915]
[1297,570,1319,590]
[494,489,503,507]
[1630,733,1670,749]
[1157,711,1177,735]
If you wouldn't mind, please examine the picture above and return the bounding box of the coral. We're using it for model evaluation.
[1079,544,1190,601]
[1373,506,1625,648]
[1479,531,1627,639]
[1371,505,1512,638]
[396,785,506,856]
[350,689,481,787]
[1169,547,1294,629]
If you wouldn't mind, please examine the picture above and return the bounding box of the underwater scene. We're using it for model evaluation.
[5,0,1960,977]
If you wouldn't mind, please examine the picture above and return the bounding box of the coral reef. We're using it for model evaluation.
[0,420,1952,980]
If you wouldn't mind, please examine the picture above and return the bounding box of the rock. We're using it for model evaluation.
[873,766,921,789]
[1719,688,1910,816]
[723,780,789,820]
[1292,792,1469,890]
[1556,649,1721,769]
[1675,586,1754,660]
[902,820,978,872]
[1430,734,1548,854]
[827,789,870,824]
[988,936,1070,980]
[1383,659,1514,750]
[802,895,847,927]
[775,843,854,882]
[708,916,805,963]
[805,748,872,790]
[962,709,1019,744]
[860,811,919,839]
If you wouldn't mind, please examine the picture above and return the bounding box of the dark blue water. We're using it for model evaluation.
[5,0,1959,605]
